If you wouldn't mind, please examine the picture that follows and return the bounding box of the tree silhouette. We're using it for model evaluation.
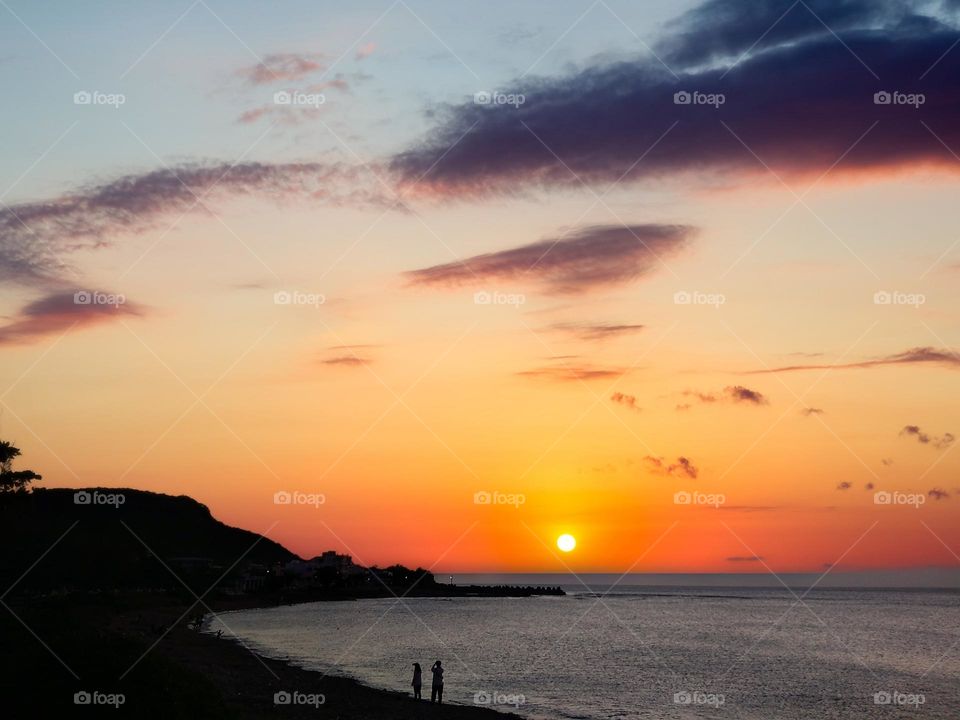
[0,440,42,494]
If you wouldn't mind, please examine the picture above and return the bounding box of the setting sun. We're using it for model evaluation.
[557,534,577,553]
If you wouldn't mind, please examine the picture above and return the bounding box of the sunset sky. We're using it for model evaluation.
[1,0,959,576]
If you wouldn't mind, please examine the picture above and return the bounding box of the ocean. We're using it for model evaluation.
[208,585,959,719]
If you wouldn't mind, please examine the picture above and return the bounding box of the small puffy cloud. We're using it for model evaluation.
[237,52,326,85]
[928,488,950,500]
[900,425,955,449]
[610,392,641,413]
[801,407,825,416]
[644,455,698,479]
[836,481,852,490]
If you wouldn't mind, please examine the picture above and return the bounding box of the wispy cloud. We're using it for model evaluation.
[404,224,693,294]
[320,355,370,367]
[0,162,394,287]
[0,291,144,346]
[237,52,326,85]
[517,364,627,382]
[726,555,764,562]
[551,322,646,341]
[747,347,960,374]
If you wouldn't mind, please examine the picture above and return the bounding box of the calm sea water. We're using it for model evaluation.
[209,586,960,719]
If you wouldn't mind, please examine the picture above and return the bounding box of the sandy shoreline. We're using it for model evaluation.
[136,601,525,720]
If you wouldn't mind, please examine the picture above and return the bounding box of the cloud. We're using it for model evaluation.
[865,482,875,490]
[644,455,698,479]
[900,425,955,449]
[657,0,921,67]
[610,392,641,412]
[0,162,393,287]
[551,322,646,341]
[0,291,144,346]
[678,385,768,408]
[404,224,693,294]
[237,53,326,85]
[726,555,764,562]
[355,42,377,60]
[748,347,960,373]
[320,355,370,367]
[837,481,853,490]
[881,457,894,466]
[725,385,768,405]
[517,364,626,382]
[391,3,960,196]
[928,487,950,500]
[801,407,825,416]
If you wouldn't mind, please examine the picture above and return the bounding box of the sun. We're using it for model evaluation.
[556,533,577,553]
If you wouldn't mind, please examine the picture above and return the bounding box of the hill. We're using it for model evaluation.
[0,487,297,594]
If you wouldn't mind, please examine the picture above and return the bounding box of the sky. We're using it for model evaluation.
[1,0,959,580]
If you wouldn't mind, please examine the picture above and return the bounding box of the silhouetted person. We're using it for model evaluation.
[430,660,443,703]
[411,662,422,700]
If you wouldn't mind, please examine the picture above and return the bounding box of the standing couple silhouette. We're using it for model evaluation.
[411,660,443,702]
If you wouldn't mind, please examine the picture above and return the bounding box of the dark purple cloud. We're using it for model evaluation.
[404,224,693,294]
[726,385,768,405]
[928,487,950,500]
[749,347,960,373]
[0,162,393,286]
[900,425,955,449]
[837,481,853,490]
[391,4,960,197]
[0,291,144,345]
[726,555,764,562]
[657,0,925,67]
[678,385,768,408]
